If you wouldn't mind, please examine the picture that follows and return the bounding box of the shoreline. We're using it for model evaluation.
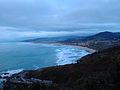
[66,45,96,54]
[0,42,96,79]
[0,42,96,86]
[32,42,96,54]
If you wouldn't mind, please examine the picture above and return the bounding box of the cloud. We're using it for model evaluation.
[0,0,119,41]
[0,26,85,41]
[0,0,119,27]
[0,23,120,41]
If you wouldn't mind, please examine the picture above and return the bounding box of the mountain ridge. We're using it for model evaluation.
[22,31,120,51]
[59,31,120,51]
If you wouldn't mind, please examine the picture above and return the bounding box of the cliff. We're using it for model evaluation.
[3,45,120,90]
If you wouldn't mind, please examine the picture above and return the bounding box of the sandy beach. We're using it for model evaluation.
[32,42,96,54]
[53,43,96,54]
[74,46,96,53]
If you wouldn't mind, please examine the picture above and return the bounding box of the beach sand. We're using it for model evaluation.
[53,43,96,54]
[69,45,96,54]
[32,42,96,54]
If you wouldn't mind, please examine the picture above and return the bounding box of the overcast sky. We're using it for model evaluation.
[0,0,120,40]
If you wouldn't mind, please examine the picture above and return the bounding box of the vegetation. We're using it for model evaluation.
[3,45,120,90]
[59,31,120,51]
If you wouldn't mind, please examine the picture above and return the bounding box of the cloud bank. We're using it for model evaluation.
[0,0,120,41]
[0,0,119,27]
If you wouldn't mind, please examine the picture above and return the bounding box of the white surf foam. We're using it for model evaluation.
[1,69,23,78]
[56,46,89,65]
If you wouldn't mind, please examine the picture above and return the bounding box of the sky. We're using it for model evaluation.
[0,0,120,41]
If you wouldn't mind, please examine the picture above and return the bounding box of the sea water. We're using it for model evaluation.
[0,42,89,77]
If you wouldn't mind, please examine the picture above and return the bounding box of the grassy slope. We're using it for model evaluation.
[3,45,120,90]
[59,32,120,51]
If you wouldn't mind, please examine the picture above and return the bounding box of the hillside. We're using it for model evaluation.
[22,36,80,43]
[22,31,120,51]
[59,31,120,51]
[3,45,120,90]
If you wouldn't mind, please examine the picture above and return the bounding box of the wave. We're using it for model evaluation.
[56,47,89,65]
[0,69,23,78]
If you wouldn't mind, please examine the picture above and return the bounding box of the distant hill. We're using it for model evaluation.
[3,45,120,90]
[22,31,120,51]
[22,36,80,43]
[60,31,120,51]
[81,31,120,40]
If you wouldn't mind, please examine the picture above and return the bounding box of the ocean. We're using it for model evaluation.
[0,42,89,79]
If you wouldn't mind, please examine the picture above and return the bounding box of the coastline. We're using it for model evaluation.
[1,42,96,89]
[32,42,96,54]
[67,45,96,54]
[0,42,92,80]
[0,42,95,77]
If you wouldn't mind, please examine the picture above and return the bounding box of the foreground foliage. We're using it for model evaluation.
[3,45,120,90]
